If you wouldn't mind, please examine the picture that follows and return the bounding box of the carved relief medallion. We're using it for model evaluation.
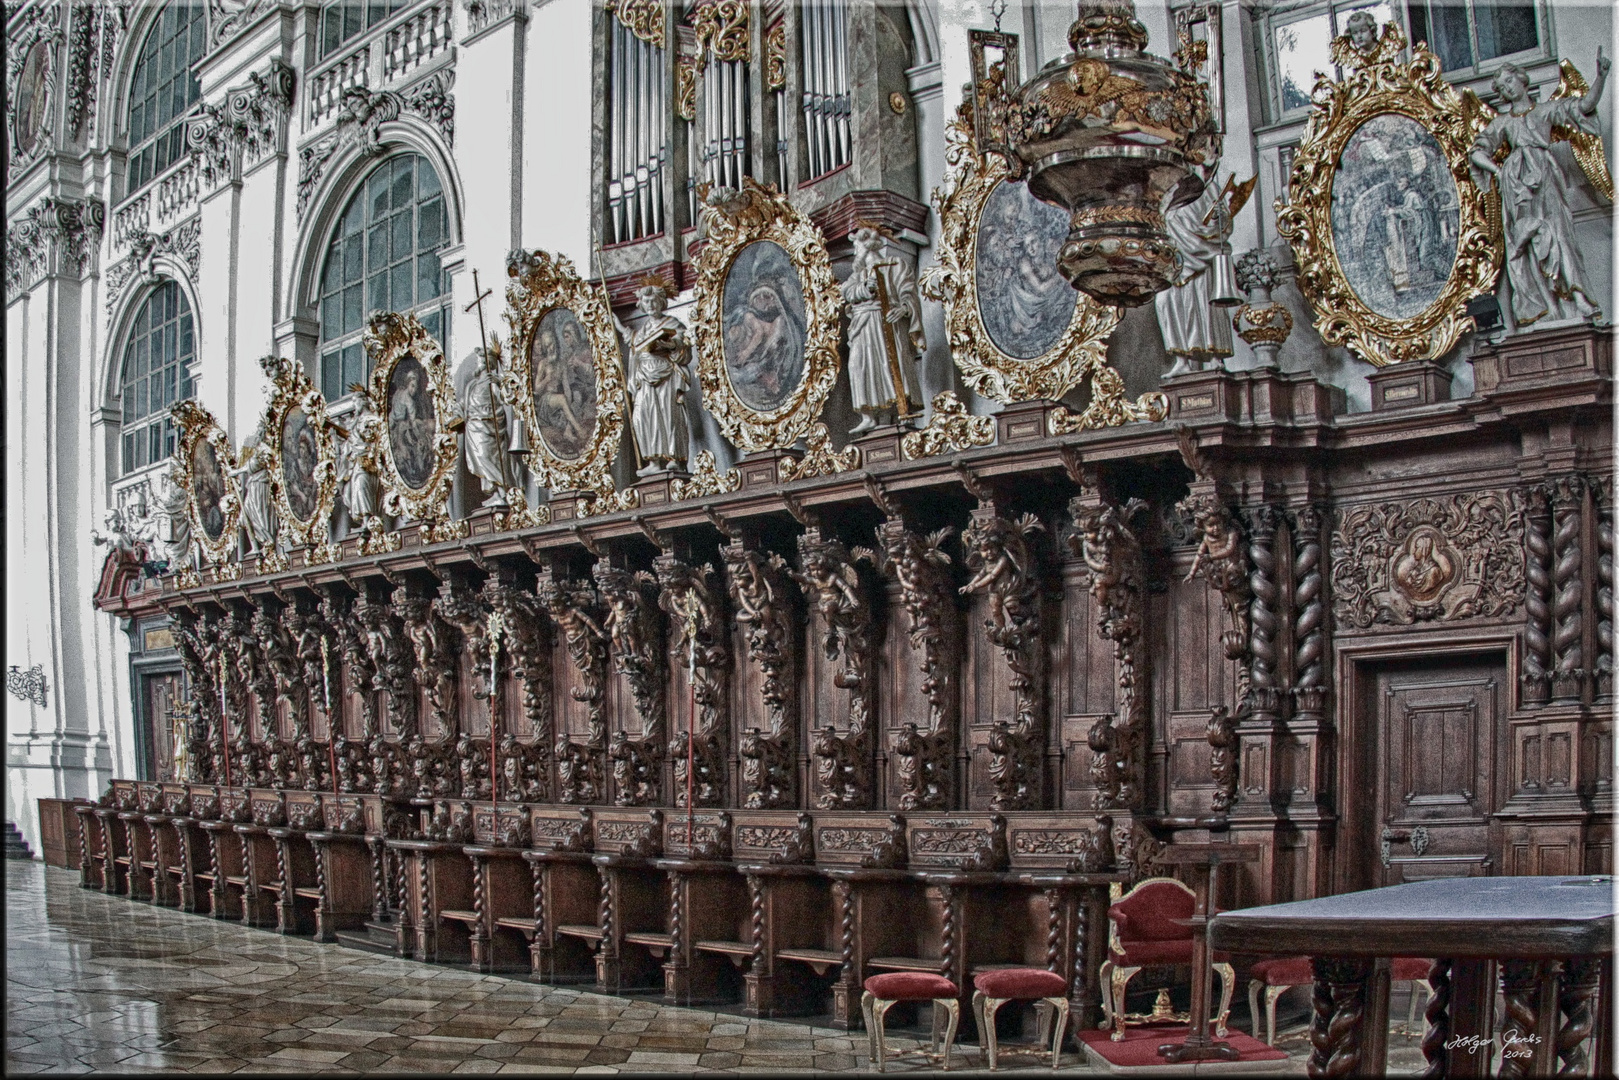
[1331,491,1526,628]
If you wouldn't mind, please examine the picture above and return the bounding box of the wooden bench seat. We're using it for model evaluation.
[494,917,538,936]
[696,939,754,957]
[777,946,841,969]
[440,909,481,925]
[294,887,322,901]
[556,923,603,941]
[868,955,942,972]
[624,931,673,948]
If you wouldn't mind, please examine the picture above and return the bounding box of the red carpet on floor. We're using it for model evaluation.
[1079,1025,1290,1068]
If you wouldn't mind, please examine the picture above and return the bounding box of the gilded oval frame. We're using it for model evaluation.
[921,110,1123,404]
[363,311,464,539]
[170,398,241,568]
[1275,22,1501,367]
[255,356,339,556]
[690,178,843,453]
[502,249,628,497]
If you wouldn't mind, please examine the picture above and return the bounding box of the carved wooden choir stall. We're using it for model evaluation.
[80,2,1614,1070]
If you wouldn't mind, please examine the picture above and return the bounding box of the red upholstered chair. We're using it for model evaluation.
[970,967,1070,1070]
[1100,877,1236,1042]
[861,971,962,1072]
[1247,956,1434,1046]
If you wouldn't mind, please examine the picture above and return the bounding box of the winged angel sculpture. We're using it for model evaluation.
[1465,51,1612,327]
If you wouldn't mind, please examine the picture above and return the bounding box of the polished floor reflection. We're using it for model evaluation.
[7,861,1431,1074]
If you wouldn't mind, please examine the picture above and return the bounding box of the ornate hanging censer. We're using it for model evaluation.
[972,0,1222,307]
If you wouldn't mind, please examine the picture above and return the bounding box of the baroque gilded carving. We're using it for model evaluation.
[658,554,729,808]
[790,529,877,810]
[596,562,666,806]
[692,0,749,65]
[1068,497,1149,810]
[538,568,609,806]
[920,108,1129,408]
[776,423,861,483]
[170,399,242,569]
[1276,21,1501,366]
[874,519,958,810]
[609,0,665,48]
[900,392,996,460]
[1329,491,1527,629]
[690,179,843,452]
[725,540,799,809]
[502,248,630,507]
[961,506,1045,810]
[363,311,466,542]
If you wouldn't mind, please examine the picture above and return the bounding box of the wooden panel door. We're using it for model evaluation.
[1371,656,1507,885]
[142,670,186,781]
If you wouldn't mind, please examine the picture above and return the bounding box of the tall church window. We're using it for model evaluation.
[317,153,452,403]
[120,281,196,476]
[608,12,669,243]
[800,0,850,180]
[124,2,207,198]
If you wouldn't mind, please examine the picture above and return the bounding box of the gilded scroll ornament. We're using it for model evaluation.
[255,355,339,561]
[670,450,740,502]
[1276,20,1501,367]
[502,249,630,503]
[692,0,748,65]
[170,398,242,569]
[362,311,466,542]
[777,422,860,481]
[609,0,666,49]
[1047,363,1168,435]
[1330,491,1527,629]
[690,179,843,453]
[923,109,1139,412]
[900,391,995,460]
[675,51,698,122]
[764,20,786,91]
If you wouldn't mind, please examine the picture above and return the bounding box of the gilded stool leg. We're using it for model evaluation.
[861,991,880,1072]
[1110,965,1139,1041]
[935,996,960,1069]
[1266,984,1288,1046]
[1048,996,1070,1068]
[1098,960,1114,1026]
[972,991,990,1068]
[1214,961,1236,1037]
[1249,979,1265,1040]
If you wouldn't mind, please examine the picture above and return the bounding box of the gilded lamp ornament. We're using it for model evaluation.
[972,0,1220,308]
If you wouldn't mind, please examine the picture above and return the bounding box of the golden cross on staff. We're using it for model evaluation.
[464,268,494,354]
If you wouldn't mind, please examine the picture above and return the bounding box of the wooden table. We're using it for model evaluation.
[1151,843,1260,1063]
[1208,876,1615,1079]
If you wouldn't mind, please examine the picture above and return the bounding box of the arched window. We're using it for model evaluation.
[120,281,196,476]
[317,153,452,401]
[125,3,207,198]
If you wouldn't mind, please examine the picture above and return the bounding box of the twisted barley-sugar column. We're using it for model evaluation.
[1045,888,1063,972]
[1550,476,1586,701]
[598,868,616,964]
[1292,504,1326,715]
[1419,958,1450,1079]
[1555,955,1600,1075]
[749,874,765,971]
[369,838,388,920]
[1247,506,1282,716]
[1523,484,1555,705]
[1596,479,1613,698]
[835,878,855,986]
[1308,957,1371,1079]
[939,882,958,981]
[1496,958,1551,1080]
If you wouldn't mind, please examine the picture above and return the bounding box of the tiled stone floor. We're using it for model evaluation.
[6,861,1430,1074]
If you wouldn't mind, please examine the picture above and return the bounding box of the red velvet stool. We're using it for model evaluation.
[971,968,1071,1070]
[861,971,962,1072]
[1248,956,1434,1046]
